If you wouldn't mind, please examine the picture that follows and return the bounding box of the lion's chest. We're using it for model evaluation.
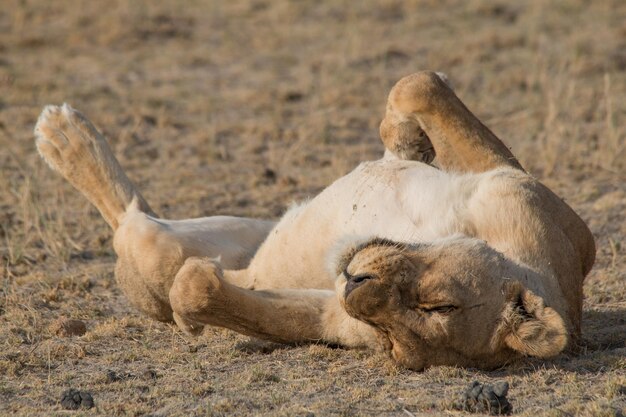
[248,160,482,290]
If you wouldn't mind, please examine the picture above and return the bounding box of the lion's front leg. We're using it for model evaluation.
[169,257,379,347]
[169,257,329,342]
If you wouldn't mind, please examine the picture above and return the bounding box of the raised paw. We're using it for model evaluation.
[169,257,226,335]
[34,103,106,174]
[379,72,452,164]
[33,103,146,229]
[380,117,435,163]
[34,105,69,171]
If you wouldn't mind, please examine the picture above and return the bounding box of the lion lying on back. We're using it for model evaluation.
[34,71,594,370]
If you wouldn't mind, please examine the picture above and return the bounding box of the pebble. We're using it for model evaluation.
[456,380,512,415]
[142,369,158,380]
[60,389,94,410]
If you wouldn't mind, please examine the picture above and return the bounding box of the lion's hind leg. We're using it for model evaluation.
[382,71,523,173]
[35,104,153,229]
[34,105,276,327]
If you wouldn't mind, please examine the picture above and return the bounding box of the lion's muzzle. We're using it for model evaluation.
[343,269,374,298]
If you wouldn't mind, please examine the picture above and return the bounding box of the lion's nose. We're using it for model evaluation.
[343,269,374,297]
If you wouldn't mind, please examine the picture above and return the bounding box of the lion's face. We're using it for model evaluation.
[335,238,568,370]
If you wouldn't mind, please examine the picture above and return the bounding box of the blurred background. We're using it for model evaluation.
[0,1,624,415]
[2,0,624,213]
[3,0,624,263]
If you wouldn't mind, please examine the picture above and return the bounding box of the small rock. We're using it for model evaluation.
[106,370,119,383]
[493,381,509,397]
[60,389,94,410]
[142,369,158,380]
[50,318,87,337]
[468,380,482,399]
[105,370,134,383]
[261,168,277,185]
[456,381,512,415]
[282,91,304,102]
[481,385,495,400]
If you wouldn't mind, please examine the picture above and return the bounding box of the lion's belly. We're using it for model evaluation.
[248,159,482,290]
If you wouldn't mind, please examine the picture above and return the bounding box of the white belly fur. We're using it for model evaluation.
[248,159,512,290]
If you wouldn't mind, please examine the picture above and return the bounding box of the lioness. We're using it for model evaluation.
[35,71,594,370]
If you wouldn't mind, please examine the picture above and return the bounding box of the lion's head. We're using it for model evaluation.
[333,237,568,370]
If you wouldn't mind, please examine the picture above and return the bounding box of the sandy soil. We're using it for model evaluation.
[0,0,624,415]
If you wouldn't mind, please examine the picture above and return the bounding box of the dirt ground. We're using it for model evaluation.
[1,0,624,415]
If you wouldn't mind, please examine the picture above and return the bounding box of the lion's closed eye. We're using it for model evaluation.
[417,304,458,314]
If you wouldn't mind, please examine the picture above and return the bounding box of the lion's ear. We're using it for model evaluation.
[498,281,568,358]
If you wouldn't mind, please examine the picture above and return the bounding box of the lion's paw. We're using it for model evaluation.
[169,257,225,335]
[34,103,108,176]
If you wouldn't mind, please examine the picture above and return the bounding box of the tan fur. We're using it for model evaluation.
[35,104,274,322]
[35,72,595,370]
[35,104,154,229]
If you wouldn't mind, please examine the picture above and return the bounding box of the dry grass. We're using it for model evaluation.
[0,0,624,415]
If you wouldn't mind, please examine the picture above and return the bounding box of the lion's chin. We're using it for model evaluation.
[389,339,426,371]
